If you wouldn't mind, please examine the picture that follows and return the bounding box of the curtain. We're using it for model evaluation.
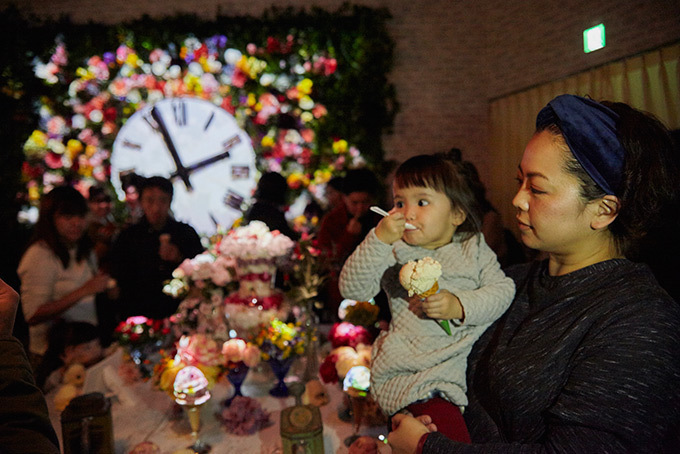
[488,42,680,234]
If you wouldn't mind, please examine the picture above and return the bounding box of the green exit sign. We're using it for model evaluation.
[584,24,605,53]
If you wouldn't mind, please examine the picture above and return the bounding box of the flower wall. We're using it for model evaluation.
[0,5,396,223]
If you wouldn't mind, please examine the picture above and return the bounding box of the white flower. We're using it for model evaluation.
[260,73,276,86]
[224,48,242,65]
[188,62,204,76]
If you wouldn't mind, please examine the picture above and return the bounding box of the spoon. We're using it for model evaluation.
[370,206,417,230]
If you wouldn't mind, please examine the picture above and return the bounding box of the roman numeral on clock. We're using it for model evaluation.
[173,100,187,126]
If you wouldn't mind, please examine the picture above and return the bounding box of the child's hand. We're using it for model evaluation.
[375,210,406,244]
[422,289,464,321]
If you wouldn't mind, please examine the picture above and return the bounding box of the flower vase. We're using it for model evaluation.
[302,301,320,383]
[224,363,249,407]
[268,357,295,397]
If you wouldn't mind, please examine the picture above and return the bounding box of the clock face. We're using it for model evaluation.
[111,97,257,235]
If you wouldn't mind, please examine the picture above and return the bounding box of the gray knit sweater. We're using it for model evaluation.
[339,229,514,415]
[424,259,680,453]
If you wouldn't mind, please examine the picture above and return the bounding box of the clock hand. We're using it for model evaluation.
[170,135,242,178]
[150,105,193,191]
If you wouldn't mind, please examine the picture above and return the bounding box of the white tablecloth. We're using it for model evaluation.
[48,352,390,454]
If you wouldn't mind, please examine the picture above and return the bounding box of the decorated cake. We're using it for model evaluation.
[220,221,294,333]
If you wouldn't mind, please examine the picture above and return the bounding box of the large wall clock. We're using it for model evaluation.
[110,97,258,235]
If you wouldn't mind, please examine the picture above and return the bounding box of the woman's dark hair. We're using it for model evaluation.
[28,185,92,268]
[540,103,680,257]
[394,154,481,240]
[254,172,288,205]
[34,320,100,389]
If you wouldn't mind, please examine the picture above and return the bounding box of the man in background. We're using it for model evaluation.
[109,176,204,320]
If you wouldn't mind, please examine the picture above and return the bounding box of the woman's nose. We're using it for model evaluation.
[512,189,529,212]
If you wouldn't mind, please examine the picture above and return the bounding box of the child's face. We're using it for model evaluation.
[393,185,466,250]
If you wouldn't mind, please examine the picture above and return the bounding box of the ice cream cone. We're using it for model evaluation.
[418,281,439,299]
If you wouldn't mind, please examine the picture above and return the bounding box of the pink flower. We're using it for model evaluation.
[222,338,246,363]
[126,316,149,325]
[177,334,222,367]
[243,345,261,367]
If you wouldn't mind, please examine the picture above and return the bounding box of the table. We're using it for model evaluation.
[47,351,390,454]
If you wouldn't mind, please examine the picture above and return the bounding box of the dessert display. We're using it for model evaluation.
[220,221,294,333]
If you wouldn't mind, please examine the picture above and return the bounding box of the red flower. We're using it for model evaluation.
[319,354,339,383]
[328,322,373,349]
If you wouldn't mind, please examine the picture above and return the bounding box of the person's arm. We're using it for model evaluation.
[19,245,110,325]
[0,278,18,337]
[449,236,515,326]
[0,278,60,453]
[338,229,395,302]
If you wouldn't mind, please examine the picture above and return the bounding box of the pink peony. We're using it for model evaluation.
[222,338,246,363]
[177,334,222,367]
[242,345,261,368]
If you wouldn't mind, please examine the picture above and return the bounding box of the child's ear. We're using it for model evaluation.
[591,195,620,230]
[450,207,467,227]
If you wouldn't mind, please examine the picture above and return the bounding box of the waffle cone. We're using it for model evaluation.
[418,281,439,298]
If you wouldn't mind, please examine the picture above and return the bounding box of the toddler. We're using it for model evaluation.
[339,154,515,442]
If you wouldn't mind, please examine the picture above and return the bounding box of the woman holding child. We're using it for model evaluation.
[388,95,680,453]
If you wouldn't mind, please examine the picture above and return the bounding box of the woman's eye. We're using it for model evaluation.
[515,177,523,186]
[530,187,546,195]
[395,201,404,208]
[418,199,429,207]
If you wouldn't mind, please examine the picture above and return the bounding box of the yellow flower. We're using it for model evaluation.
[261,136,275,148]
[28,186,41,201]
[66,139,84,159]
[78,165,93,177]
[332,139,348,154]
[75,67,94,80]
[247,93,257,107]
[313,169,332,184]
[297,78,313,95]
[30,130,48,146]
[85,144,98,157]
[125,53,139,68]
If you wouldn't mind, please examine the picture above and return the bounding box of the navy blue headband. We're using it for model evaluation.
[536,94,625,196]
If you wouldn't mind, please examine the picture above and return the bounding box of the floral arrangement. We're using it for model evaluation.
[285,233,327,309]
[218,220,294,261]
[163,249,237,300]
[153,335,223,397]
[319,344,371,385]
[340,300,380,328]
[222,338,261,371]
[328,322,374,349]
[218,395,271,435]
[20,30,368,218]
[114,316,169,346]
[251,318,306,362]
[152,334,261,396]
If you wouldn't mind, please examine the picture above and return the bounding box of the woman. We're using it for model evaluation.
[18,186,111,363]
[388,95,680,453]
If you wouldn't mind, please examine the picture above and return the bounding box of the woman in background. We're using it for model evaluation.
[17,186,111,366]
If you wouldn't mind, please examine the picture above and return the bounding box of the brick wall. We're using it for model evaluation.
[4,0,680,180]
